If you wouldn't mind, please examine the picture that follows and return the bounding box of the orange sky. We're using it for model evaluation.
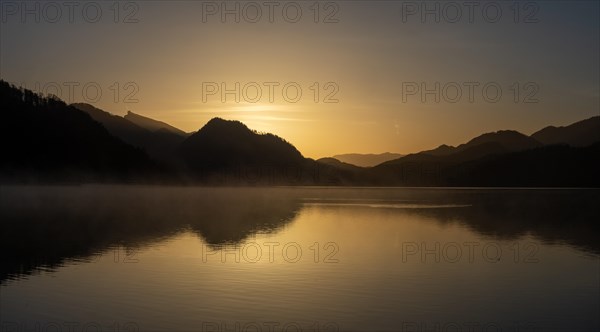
[1,1,598,158]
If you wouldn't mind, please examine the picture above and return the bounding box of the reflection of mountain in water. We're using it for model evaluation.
[430,190,600,255]
[1,187,598,283]
[0,187,301,283]
[305,189,600,255]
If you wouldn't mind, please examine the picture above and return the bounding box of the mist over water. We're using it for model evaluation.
[1,186,598,331]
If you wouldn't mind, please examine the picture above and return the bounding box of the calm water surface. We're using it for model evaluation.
[1,186,598,331]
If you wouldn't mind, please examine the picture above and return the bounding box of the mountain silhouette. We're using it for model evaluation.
[385,130,542,166]
[317,157,364,172]
[124,111,189,137]
[446,143,600,187]
[455,130,542,154]
[177,118,331,184]
[419,144,455,157]
[179,118,305,170]
[0,80,156,182]
[177,118,364,185]
[72,103,187,165]
[330,153,404,167]
[367,121,599,186]
[531,116,600,147]
[1,79,598,187]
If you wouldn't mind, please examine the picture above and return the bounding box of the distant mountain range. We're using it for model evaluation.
[333,120,598,168]
[362,117,600,187]
[531,116,600,147]
[1,80,599,186]
[329,153,404,167]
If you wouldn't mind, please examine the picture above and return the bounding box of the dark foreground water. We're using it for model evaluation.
[0,186,598,332]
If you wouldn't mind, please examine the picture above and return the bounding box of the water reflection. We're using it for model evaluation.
[0,186,302,282]
[385,189,600,255]
[0,186,598,283]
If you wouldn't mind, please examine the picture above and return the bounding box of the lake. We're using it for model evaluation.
[1,186,598,331]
